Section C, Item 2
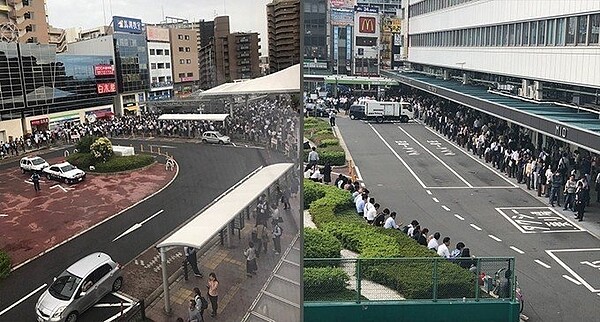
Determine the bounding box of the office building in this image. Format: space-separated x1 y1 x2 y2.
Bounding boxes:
0 0 49 44
353 5 380 76
0 42 117 140
146 26 174 101
169 27 198 97
303 0 328 74
267 0 300 73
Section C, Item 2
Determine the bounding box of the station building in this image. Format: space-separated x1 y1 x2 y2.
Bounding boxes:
389 0 600 154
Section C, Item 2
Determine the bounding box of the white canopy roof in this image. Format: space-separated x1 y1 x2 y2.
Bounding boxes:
157 114 229 122
156 163 294 249
198 64 300 96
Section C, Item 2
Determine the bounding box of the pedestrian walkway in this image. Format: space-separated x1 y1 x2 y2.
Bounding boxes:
144 197 300 322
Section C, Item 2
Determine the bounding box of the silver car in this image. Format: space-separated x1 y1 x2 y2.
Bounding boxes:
201 131 231 145
35 252 123 322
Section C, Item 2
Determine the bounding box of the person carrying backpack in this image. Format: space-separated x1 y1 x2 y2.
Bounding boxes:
193 287 208 320
272 221 283 255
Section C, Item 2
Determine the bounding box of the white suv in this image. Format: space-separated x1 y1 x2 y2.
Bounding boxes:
201 131 231 145
43 162 86 184
20 156 50 173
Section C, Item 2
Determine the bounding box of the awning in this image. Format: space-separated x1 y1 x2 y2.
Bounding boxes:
157 114 229 122
156 163 293 249
95 110 114 118
198 64 300 97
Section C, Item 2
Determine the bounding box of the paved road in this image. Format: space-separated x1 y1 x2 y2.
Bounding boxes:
337 117 600 321
0 139 286 321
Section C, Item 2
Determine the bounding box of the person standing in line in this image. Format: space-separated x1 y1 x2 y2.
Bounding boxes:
188 299 203 322
272 220 283 255
193 287 208 320
563 174 577 211
31 172 41 192
245 241 257 277
329 110 336 127
184 246 203 278
322 162 332 185
206 273 219 318
307 146 319 169
549 170 563 207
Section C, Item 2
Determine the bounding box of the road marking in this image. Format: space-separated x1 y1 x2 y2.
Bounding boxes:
426 190 432 195
113 209 165 242
512 209 519 214
423 126 519 187
454 214 465 221
24 180 33 185
93 303 133 308
398 126 473 188
562 275 582 285
149 144 177 149
546 248 600 293
510 246 525 254
432 197 439 203
442 205 451 212
368 124 427 188
354 165 364 181
0 284 47 316
231 143 237 147
50 184 74 193
424 186 516 189
488 234 502 242
496 207 585 234
470 224 482 231
534 260 551 269
0 214 7 217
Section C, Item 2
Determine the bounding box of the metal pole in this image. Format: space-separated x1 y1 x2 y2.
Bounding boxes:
475 258 481 301
356 258 361 303
433 259 438 302
226 222 232 248
160 247 171 314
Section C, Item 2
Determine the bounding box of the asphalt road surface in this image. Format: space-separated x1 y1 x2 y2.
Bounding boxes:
337 117 600 321
0 139 286 321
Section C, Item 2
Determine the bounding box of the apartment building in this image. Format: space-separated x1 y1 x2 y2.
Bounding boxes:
267 0 300 73
169 27 199 97
146 26 174 101
0 0 49 43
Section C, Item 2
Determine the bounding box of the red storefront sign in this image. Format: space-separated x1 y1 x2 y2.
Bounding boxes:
359 17 376 34
30 118 49 126
97 82 117 94
94 64 115 76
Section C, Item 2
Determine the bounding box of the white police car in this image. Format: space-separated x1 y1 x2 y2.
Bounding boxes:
20 156 50 173
43 162 86 184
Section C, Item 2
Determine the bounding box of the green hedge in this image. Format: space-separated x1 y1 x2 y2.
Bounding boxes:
67 153 155 173
304 267 349 296
305 180 476 300
76 135 98 153
304 117 346 166
304 228 342 261
0 250 10 279
319 138 339 148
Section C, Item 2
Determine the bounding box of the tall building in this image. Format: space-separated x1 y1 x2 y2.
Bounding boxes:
169 27 199 97
48 26 66 52
0 0 49 43
146 26 174 101
267 0 300 73
303 0 328 74
353 5 380 76
330 2 355 75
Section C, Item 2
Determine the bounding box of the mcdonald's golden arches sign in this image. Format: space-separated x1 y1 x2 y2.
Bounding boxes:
358 17 376 34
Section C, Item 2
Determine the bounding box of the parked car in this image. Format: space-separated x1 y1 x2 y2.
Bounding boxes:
201 131 231 145
43 162 86 184
35 252 123 322
20 156 49 173
349 104 365 120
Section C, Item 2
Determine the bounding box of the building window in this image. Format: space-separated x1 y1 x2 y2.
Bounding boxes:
151 63 157 69
538 20 546 45
178 35 183 40
166 76 172 82
152 77 157 83
546 19 555 46
590 14 600 44
530 21 537 45
156 49 164 55
577 15 588 45
165 62 171 69
185 47 190 52
186 59 191 64
522 22 529 46
556 18 566 46
178 47 184 52
165 49 170 55
157 63 165 69
150 49 155 55
184 35 190 40
515 23 522 46
178 73 185 78
187 72 193 77
179 59 185 64
566 16 576 44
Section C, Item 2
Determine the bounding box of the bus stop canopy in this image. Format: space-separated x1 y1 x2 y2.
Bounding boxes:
157 114 229 122
156 162 294 250
198 64 300 97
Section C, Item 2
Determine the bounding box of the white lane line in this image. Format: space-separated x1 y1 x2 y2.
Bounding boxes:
424 126 519 187
442 205 451 212
0 284 47 316
426 190 432 195
432 197 440 203
454 214 465 221
368 124 427 188
470 224 482 231
534 260 551 269
354 165 364 181
510 246 525 254
512 209 519 214
546 249 600 293
93 303 133 308
398 126 473 188
425 186 516 189
488 234 502 242
0 214 7 217
562 275 582 285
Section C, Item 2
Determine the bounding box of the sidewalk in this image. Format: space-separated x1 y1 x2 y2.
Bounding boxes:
144 195 300 322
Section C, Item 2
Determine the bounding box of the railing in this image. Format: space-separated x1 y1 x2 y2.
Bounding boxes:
304 257 516 303
150 81 173 88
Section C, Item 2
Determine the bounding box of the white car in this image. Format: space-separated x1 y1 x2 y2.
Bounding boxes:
43 162 86 184
20 156 50 173
35 252 123 322
201 131 231 145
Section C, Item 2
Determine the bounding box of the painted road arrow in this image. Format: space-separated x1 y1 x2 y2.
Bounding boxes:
50 184 74 192
113 209 164 242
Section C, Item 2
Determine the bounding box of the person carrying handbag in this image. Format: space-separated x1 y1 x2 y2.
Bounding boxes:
272 221 283 255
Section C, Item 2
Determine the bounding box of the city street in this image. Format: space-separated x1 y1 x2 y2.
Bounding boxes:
0 139 282 321
337 116 600 321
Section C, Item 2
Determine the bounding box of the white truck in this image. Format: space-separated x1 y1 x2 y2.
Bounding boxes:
360 99 414 123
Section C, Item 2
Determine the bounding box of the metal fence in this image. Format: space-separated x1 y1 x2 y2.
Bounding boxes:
304 257 516 303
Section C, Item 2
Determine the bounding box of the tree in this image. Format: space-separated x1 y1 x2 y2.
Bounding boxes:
90 137 113 162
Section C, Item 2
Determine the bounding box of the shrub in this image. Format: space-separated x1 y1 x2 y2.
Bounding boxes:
304 180 352 225
319 138 339 148
0 250 10 279
90 137 114 162
67 152 95 170
303 180 327 209
304 228 342 260
304 267 349 296
319 150 346 166
93 154 155 173
76 135 98 153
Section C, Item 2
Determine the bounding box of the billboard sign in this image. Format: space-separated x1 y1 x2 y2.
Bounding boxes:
354 5 379 14
330 0 354 8
331 8 354 26
383 17 401 33
113 16 142 34
94 64 114 76
146 26 170 42
97 82 117 94
358 17 376 34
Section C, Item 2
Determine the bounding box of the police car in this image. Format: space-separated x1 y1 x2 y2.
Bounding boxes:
20 156 50 173
43 162 86 184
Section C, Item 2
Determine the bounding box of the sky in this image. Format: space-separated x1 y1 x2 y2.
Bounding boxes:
46 0 272 55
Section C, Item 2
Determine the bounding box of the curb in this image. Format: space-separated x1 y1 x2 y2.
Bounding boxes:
332 125 362 183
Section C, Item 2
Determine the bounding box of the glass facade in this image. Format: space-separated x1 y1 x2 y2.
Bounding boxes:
0 43 116 120
304 0 327 61
113 33 150 93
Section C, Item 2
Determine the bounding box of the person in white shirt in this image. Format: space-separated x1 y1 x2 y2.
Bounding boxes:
363 197 375 221
406 220 419 237
437 237 451 259
310 167 322 182
427 232 441 251
383 212 401 229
